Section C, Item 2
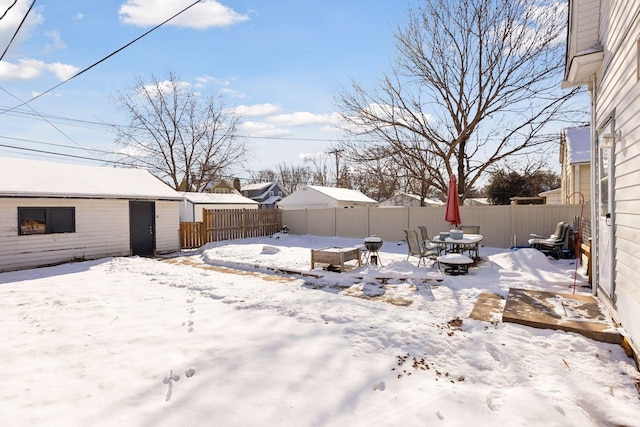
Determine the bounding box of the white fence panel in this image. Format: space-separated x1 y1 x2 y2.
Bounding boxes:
282 204 588 249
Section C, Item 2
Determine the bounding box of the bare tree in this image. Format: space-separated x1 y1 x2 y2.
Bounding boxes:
337 0 581 203
303 153 332 186
250 162 313 194
113 72 247 191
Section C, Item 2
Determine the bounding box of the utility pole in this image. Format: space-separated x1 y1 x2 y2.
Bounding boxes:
327 148 343 187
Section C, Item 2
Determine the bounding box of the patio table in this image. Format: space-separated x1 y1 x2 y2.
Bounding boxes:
431 233 483 257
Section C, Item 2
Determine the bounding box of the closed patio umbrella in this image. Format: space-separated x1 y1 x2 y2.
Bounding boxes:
445 174 461 228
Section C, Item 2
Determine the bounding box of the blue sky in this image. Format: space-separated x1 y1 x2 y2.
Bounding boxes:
0 0 419 179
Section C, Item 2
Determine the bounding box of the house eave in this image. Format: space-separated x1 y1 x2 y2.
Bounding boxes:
562 49 604 88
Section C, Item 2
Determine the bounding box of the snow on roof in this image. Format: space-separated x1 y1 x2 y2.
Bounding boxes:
0 157 182 200
182 192 258 205
261 195 281 205
241 182 273 192
565 126 590 164
306 185 378 203
400 193 444 206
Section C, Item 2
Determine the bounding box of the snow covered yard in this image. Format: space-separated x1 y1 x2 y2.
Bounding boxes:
1 234 639 426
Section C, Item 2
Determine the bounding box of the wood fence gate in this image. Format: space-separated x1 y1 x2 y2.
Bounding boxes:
180 208 282 249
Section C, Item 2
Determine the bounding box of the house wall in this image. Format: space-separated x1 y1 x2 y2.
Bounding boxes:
577 164 592 203
593 0 640 355
570 0 601 55
562 163 591 204
278 189 337 210
0 198 180 272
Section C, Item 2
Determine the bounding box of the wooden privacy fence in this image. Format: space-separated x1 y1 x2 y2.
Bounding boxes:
180 208 282 249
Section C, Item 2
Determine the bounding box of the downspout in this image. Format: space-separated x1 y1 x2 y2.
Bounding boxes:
589 75 598 297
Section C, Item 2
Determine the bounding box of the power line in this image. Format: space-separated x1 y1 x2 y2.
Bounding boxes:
0 0 35 61
0 0 18 21
0 86 83 147
1 0 203 115
0 142 124 165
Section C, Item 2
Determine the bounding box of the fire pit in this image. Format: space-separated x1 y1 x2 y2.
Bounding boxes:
363 236 383 265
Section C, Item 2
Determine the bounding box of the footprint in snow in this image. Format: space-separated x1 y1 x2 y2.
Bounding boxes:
372 381 386 391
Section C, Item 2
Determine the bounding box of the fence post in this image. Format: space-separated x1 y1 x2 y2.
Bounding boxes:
510 203 517 247
242 209 247 238
201 208 207 245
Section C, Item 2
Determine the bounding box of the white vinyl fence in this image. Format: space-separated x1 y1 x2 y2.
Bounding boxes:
282 204 588 249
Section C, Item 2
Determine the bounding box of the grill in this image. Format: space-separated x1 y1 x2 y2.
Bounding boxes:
363 236 383 265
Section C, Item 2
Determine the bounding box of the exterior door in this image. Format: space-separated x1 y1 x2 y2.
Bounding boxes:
596 126 614 299
130 201 155 256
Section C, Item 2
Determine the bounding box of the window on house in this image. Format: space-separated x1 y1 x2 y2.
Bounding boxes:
18 207 75 235
278 191 283 197
269 191 274 197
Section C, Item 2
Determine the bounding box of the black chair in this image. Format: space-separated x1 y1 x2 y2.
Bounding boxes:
528 222 572 259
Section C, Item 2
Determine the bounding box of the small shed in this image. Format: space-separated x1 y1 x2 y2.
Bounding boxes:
0 157 183 272
538 189 563 205
277 185 378 210
180 191 258 222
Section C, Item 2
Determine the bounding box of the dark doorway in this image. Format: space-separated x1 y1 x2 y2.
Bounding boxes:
129 201 155 256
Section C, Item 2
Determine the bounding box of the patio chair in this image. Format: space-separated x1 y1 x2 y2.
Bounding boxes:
528 222 572 259
417 225 442 254
459 225 480 259
404 228 439 267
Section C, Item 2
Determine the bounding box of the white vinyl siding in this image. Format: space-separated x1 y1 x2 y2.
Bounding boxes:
593 0 640 352
1 199 129 271
574 0 601 52
0 198 181 272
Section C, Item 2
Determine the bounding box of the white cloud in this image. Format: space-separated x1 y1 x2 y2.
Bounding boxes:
0 58 79 82
220 88 247 98
43 30 66 52
234 103 281 117
0 58 44 81
74 12 84 20
139 79 191 97
118 0 249 29
45 62 80 81
241 121 290 138
195 75 231 87
0 1 44 53
266 112 341 127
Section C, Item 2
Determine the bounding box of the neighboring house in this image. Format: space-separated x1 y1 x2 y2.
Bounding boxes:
463 198 491 207
180 191 258 222
538 189 563 205
563 0 640 361
378 193 444 207
0 157 183 272
277 185 378 210
241 181 288 209
207 180 237 194
560 125 591 204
